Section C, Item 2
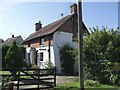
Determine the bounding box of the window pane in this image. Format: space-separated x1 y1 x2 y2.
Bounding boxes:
28 53 30 60
40 52 43 61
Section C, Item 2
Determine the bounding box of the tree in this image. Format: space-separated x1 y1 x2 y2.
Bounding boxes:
83 27 120 85
5 41 25 69
19 45 26 60
1 45 9 68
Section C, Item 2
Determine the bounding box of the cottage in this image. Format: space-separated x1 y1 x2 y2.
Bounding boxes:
3 35 23 46
23 4 88 73
0 39 4 45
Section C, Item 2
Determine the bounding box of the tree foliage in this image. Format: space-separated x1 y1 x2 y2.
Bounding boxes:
1 45 9 68
19 45 26 59
83 28 120 85
60 44 77 74
5 41 25 69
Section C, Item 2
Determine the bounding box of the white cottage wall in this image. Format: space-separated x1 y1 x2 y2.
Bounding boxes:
25 31 78 74
25 46 55 68
36 46 55 68
53 31 76 74
25 47 31 64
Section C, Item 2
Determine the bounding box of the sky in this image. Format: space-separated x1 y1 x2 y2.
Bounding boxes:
0 0 119 40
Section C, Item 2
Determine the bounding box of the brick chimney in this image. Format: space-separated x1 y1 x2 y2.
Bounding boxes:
35 21 42 31
70 3 77 14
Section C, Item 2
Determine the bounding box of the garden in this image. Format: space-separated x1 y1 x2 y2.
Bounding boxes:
0 27 120 89
58 27 120 89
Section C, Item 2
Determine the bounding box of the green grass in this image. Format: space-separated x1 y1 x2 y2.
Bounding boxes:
0 71 31 79
52 79 119 90
0 71 119 90
0 71 11 74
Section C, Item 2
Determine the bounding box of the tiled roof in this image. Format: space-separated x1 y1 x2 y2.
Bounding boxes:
3 36 23 46
24 13 75 42
0 39 4 43
24 12 88 42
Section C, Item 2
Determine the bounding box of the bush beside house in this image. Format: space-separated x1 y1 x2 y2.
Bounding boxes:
83 28 120 85
60 44 77 74
72 27 120 86
1 45 9 68
0 41 26 69
5 41 25 69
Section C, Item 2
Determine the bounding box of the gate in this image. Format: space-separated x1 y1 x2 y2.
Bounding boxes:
1 67 56 90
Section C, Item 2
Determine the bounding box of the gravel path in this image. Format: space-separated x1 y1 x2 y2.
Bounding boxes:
56 75 78 84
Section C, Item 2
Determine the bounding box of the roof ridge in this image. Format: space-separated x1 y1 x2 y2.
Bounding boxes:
24 13 76 42
37 14 70 32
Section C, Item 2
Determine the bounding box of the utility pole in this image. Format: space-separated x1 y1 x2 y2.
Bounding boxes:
77 0 84 90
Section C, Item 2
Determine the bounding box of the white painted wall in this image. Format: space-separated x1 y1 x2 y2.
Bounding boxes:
25 31 78 74
36 46 55 68
25 47 31 64
53 31 77 73
25 46 55 68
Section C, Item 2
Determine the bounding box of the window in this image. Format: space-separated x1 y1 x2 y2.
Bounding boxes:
39 38 41 45
41 38 44 45
39 38 44 46
39 52 43 61
28 43 30 47
28 53 30 60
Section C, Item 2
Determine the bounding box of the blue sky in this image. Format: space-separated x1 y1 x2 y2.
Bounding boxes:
0 1 119 40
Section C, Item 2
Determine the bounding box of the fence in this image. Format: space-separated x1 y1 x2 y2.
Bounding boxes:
1 67 56 90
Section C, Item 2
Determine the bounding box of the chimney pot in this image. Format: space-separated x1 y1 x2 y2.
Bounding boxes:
12 35 14 38
70 3 77 14
35 21 42 31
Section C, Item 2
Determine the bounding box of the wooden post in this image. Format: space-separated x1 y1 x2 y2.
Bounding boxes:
17 70 20 90
54 67 56 86
38 69 40 89
77 0 84 90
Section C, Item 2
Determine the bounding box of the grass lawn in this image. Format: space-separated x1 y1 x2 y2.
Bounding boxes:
52 79 119 90
0 71 11 74
0 70 31 79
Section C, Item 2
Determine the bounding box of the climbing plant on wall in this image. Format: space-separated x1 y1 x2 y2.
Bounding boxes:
60 44 77 74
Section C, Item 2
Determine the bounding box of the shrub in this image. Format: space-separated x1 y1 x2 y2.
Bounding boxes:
1 42 26 69
31 64 40 75
31 64 40 69
83 28 120 85
5 41 25 69
85 80 100 87
44 61 55 74
60 44 76 74
1 45 9 69
44 61 54 69
19 46 26 59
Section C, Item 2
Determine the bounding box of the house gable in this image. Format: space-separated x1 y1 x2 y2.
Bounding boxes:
23 3 89 74
54 13 87 37
3 36 23 46
23 12 87 48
